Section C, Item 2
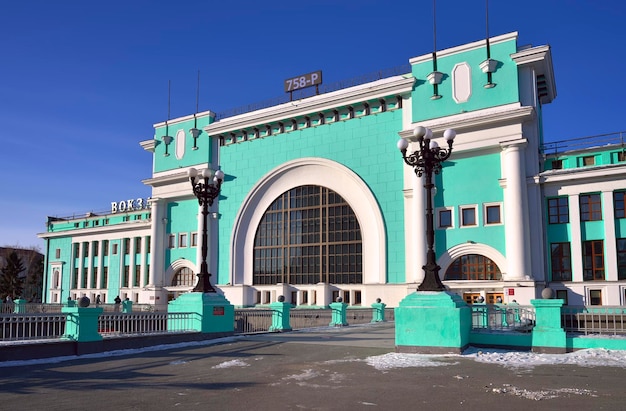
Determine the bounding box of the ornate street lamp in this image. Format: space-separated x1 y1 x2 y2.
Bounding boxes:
188 167 225 293
397 126 456 291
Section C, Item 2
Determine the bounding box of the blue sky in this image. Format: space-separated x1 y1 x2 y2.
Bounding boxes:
1 0 625 250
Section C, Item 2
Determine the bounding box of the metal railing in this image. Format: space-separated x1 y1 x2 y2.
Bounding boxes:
98 312 196 337
288 309 334 329
541 131 626 156
346 308 375 325
471 304 535 332
562 306 626 336
0 306 393 343
214 64 412 120
0 314 67 341
234 309 273 334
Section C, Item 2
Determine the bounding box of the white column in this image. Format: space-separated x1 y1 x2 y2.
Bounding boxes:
148 198 163 287
140 236 148 287
97 240 104 288
413 172 427 284
195 203 203 274
501 142 531 280
569 194 583 282
603 190 618 281
130 236 137 288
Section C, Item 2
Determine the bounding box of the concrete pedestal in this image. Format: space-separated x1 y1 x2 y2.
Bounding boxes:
168 292 234 334
61 306 104 342
395 291 471 354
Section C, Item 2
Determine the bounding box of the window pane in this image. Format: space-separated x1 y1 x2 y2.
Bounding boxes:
253 185 362 285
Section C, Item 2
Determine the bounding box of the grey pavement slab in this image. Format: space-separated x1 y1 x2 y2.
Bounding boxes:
0 323 625 410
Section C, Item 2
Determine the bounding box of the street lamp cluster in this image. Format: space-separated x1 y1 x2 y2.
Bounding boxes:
397 126 456 292
188 167 225 293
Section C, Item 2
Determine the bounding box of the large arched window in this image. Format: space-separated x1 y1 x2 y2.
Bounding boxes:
171 267 196 287
444 254 502 280
253 185 362 285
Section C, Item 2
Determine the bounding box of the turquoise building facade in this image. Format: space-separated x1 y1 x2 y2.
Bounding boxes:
41 31 608 309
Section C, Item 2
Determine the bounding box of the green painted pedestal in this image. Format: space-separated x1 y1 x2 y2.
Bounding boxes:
329 302 348 326
531 299 566 353
61 306 104 342
371 302 386 322
395 291 471 353
269 301 292 332
168 292 234 334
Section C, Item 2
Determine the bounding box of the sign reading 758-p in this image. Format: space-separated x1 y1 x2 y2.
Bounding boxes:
284 70 322 92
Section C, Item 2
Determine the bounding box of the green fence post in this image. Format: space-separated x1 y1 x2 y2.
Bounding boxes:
531 298 566 353
371 299 386 322
62 304 104 342
122 299 133 313
269 296 292 332
329 298 348 327
13 298 26 314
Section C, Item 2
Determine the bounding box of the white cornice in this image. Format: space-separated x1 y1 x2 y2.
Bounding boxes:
140 139 156 152
409 32 518 65
38 220 151 240
142 171 190 188
511 44 556 103
398 103 534 138
536 163 626 185
204 76 415 135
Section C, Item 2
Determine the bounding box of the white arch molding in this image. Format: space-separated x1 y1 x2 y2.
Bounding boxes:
438 242 507 280
163 258 197 290
230 157 387 286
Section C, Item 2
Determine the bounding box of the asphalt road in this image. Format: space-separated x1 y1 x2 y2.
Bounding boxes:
1 323 625 411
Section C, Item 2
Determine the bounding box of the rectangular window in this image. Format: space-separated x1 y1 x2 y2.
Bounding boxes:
589 289 602 306
83 242 89 257
82 267 88 288
485 204 501 225
548 197 569 224
72 267 79 289
168 234 176 249
617 239 626 280
438 209 452 228
583 240 605 281
582 155 595 166
124 238 131 255
552 159 563 170
73 243 80 257
103 240 109 256
102 267 108 289
619 151 626 162
123 266 130 288
551 242 572 281
55 248 61 259
112 243 118 255
91 267 98 288
460 206 476 226
614 191 626 219
134 266 140 287
191 233 198 247
580 194 602 221
93 242 99 257
179 233 188 248
135 237 142 253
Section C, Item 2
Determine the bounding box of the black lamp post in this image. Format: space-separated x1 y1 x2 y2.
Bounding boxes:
397 126 456 291
188 167 225 293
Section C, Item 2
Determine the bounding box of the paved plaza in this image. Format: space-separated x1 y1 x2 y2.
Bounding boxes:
1 323 625 410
